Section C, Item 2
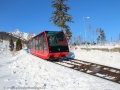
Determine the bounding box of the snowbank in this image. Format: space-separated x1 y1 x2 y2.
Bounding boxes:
0 49 120 90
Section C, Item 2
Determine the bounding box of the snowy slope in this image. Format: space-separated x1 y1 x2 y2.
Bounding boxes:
69 46 120 69
0 49 18 90
0 49 120 90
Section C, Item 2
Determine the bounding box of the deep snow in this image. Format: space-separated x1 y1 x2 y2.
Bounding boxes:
0 46 120 90
69 46 120 69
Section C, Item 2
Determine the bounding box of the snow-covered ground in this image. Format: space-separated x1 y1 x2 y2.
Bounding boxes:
69 46 120 69
0 45 120 90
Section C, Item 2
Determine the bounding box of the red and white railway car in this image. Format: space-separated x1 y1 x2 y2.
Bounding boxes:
28 30 69 60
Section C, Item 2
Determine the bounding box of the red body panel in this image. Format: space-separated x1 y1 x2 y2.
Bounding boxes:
30 49 69 59
29 30 69 60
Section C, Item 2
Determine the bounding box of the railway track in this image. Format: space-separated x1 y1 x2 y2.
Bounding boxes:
52 58 120 84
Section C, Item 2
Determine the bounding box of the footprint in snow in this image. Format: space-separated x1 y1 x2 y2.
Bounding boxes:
4 79 10 82
42 84 47 89
13 71 16 74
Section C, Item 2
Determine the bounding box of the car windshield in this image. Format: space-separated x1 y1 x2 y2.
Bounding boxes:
46 31 67 46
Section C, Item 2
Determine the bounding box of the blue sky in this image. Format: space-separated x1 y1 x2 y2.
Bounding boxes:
0 0 120 42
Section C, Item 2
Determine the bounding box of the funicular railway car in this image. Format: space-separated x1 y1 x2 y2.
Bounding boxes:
29 30 69 60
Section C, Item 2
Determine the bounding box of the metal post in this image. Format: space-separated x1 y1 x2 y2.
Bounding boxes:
83 16 90 45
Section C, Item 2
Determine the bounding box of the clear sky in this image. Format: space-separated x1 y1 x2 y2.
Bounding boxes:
0 0 120 42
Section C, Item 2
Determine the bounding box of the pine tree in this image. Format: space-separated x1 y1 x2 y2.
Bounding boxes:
65 28 72 40
118 33 120 42
96 28 106 43
100 29 106 42
9 39 14 51
50 0 73 41
16 38 22 51
97 36 100 43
